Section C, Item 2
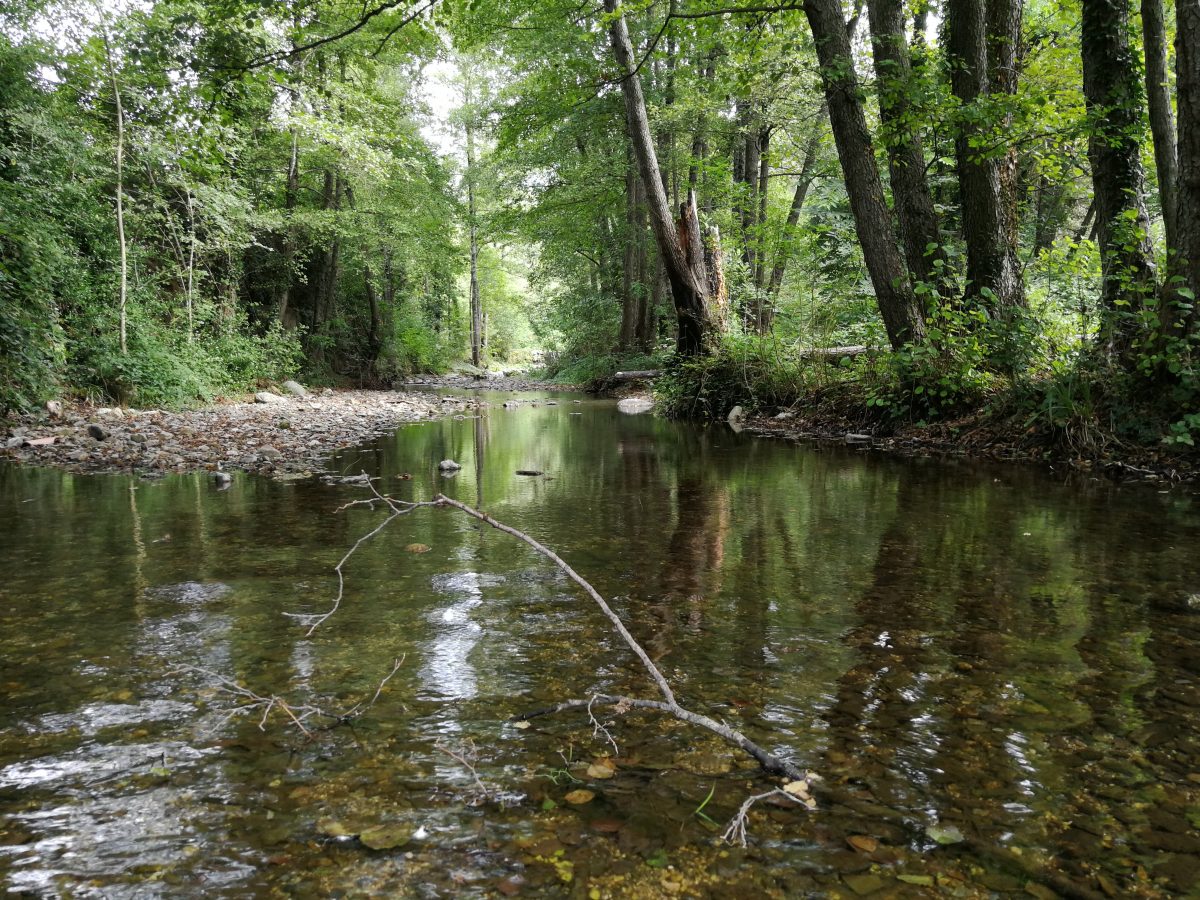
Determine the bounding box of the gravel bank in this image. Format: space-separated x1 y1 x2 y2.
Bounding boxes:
1 390 469 478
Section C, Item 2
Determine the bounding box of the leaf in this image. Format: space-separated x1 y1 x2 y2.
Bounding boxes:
896 874 934 886
564 789 594 805
586 758 617 779
541 797 557 810
404 543 431 553
847 835 879 853
925 823 965 845
513 720 531 730
782 780 810 798
645 848 669 868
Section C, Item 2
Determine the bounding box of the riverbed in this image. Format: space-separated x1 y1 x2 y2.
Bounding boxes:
2 390 1199 897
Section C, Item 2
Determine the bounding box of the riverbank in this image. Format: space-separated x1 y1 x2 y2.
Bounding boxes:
0 389 472 478
740 400 1199 485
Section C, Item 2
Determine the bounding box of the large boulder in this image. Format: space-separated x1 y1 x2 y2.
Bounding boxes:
282 380 308 397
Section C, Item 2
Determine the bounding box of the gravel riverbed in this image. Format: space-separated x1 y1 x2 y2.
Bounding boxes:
1 389 471 478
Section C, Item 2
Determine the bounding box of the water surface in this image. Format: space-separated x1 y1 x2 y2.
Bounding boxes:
2 392 1199 897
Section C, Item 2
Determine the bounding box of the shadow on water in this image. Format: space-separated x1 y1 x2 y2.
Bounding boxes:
1 391 1200 896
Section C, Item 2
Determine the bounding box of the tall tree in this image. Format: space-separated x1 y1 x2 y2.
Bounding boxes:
946 0 1024 315
1081 0 1158 354
804 0 926 348
604 0 725 355
1142 0 1178 253
1172 0 1200 338
866 0 952 300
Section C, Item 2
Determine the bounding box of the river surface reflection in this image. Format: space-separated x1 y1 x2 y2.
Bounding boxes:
1 391 1199 897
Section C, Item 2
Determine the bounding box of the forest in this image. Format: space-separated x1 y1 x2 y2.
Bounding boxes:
1 0 1197 456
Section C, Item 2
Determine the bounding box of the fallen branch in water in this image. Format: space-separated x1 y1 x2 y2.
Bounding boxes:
300 479 817 809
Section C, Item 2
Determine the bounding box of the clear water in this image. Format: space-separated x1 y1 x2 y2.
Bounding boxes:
1 392 1199 897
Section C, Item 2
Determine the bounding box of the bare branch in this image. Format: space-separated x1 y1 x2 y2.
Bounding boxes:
721 789 802 846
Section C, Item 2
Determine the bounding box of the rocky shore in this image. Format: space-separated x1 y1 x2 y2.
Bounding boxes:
1 388 470 478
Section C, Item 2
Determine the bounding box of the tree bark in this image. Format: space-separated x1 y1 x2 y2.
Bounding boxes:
946 0 1024 315
1170 0 1200 337
1081 0 1159 354
804 0 926 348
1143 0 1178 253
867 0 953 302
604 0 722 355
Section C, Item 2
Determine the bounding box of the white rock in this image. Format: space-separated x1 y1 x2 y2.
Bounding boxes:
255 392 284 404
617 397 653 415
438 459 462 472
727 405 745 424
282 380 308 397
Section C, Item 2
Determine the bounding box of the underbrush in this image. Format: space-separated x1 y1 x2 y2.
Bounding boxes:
651 332 1200 469
69 318 304 409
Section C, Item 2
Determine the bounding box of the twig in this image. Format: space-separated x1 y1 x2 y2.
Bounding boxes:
587 693 620 756
721 789 802 847
181 657 406 738
434 739 492 805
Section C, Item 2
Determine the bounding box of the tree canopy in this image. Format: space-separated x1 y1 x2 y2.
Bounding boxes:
1 0 1197 447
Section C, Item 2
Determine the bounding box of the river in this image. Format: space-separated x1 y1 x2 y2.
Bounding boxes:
1 390 1199 897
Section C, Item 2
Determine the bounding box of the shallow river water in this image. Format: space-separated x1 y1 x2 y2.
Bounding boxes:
2 391 1200 898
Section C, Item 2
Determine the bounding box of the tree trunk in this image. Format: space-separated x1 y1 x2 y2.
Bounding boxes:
604 0 722 355
101 31 128 356
280 125 301 330
766 106 824 304
1169 0 1200 337
1143 0 1178 253
946 0 1024 315
466 104 483 368
867 0 953 302
803 0 926 348
1081 0 1159 354
754 128 770 295
620 146 643 351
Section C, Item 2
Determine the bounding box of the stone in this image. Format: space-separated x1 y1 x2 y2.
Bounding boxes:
4 436 23 450
212 472 232 487
438 459 462 472
254 392 283 404
282 380 308 397
87 424 108 441
260 446 282 459
616 397 653 415
727 405 745 424
845 433 872 444
96 407 125 418
44 400 62 417
774 411 795 420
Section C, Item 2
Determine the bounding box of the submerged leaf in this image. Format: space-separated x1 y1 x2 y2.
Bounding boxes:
925 823 965 845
